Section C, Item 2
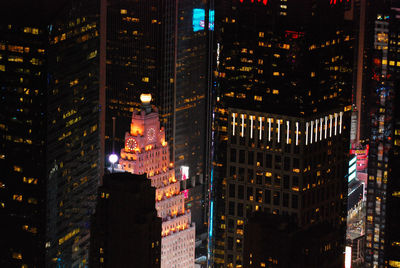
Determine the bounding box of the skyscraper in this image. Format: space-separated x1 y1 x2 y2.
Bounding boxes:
118 94 195 268
0 4 48 266
362 0 400 266
209 0 354 266
90 172 161 268
105 0 176 158
0 0 103 266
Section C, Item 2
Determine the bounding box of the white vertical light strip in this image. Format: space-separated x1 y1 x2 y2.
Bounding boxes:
259 117 263 140
286 121 290 144
319 118 323 141
324 116 328 139
277 120 281 143
329 114 333 137
310 121 313 144
232 113 236 136
339 112 343 134
241 114 245 137
315 119 318 143
250 116 254 139
295 122 299 145
305 122 309 145
334 113 338 136
268 118 271 141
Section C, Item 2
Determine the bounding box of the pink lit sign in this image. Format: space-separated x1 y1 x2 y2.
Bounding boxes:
183 189 189 199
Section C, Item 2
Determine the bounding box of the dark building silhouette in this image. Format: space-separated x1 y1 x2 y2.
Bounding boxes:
243 212 344 268
209 0 354 266
90 172 161 268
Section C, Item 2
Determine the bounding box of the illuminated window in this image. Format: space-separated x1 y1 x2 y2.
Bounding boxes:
142 77 149 82
12 252 22 260
13 166 22 172
0 65 4 72
13 195 23 202
120 9 127 14
259 32 264 38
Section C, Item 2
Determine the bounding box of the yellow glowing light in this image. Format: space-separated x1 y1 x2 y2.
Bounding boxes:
140 93 152 104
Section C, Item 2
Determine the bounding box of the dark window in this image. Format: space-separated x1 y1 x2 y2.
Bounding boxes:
257 152 263 167
265 190 271 204
239 168 245 181
266 154 272 168
239 150 245 163
283 175 290 189
230 166 236 177
274 175 281 188
230 149 236 162
275 155 281 170
284 157 291 171
229 184 235 198
265 174 272 185
238 185 244 199
293 158 300 169
292 176 299 187
248 151 254 165
228 237 233 250
273 191 280 206
237 203 243 217
245 204 252 217
256 173 263 184
283 193 289 207
292 195 298 209
247 169 253 183
229 201 235 215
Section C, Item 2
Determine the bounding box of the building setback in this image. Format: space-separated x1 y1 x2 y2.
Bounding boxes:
118 94 195 268
90 172 161 267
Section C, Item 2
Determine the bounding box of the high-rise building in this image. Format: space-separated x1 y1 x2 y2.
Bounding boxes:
0 4 48 266
105 0 176 158
209 0 354 266
90 172 161 268
175 0 210 236
0 1 103 267
118 94 195 268
362 0 400 266
45 1 102 266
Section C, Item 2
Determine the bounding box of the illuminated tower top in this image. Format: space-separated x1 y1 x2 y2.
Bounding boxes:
119 94 195 268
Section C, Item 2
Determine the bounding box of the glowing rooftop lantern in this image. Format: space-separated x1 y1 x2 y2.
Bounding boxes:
140 93 152 105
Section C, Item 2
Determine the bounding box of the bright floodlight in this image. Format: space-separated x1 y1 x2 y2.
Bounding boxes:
109 154 118 164
140 93 152 104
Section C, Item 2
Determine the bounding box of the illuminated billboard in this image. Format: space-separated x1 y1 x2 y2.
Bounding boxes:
192 9 214 32
180 165 189 181
348 156 357 182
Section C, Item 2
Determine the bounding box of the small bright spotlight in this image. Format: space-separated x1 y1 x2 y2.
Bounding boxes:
109 154 118 164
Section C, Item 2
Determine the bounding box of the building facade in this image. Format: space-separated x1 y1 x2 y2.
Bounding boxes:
363 0 400 267
0 9 48 267
119 94 195 268
209 0 354 266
